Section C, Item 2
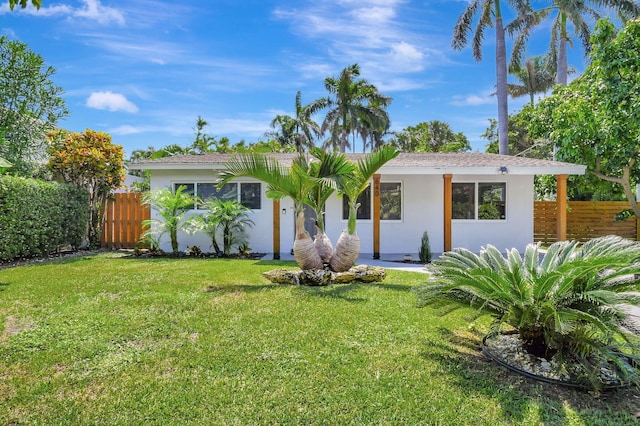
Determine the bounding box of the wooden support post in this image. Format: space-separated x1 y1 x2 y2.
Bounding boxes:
443 174 452 252
373 174 381 259
273 199 280 260
556 174 568 242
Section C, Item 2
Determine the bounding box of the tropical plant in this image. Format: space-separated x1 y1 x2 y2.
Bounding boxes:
320 64 392 153
506 56 556 105
507 0 639 85
418 231 432 264
190 198 254 256
418 235 640 390
141 185 196 256
330 145 399 272
452 0 530 155
270 91 321 154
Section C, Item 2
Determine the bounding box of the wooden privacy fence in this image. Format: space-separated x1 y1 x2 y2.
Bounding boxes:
534 201 640 245
101 193 150 249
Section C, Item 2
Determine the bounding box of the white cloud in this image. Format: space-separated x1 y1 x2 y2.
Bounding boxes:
110 125 142 135
2 0 124 26
86 91 139 113
450 93 494 106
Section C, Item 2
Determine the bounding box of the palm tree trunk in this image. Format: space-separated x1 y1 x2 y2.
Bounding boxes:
495 3 510 155
557 14 568 86
329 230 360 272
293 209 324 270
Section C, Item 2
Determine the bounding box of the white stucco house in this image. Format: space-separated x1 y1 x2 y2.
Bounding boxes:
128 152 586 259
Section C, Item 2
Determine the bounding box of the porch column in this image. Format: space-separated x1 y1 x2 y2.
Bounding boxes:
443 174 452 252
556 174 568 242
373 174 381 259
273 199 280 260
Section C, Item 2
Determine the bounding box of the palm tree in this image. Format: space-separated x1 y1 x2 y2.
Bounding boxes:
418 235 640 390
219 153 326 270
453 0 530 155
329 145 399 272
507 56 556 105
321 64 392 153
508 0 639 86
270 91 321 154
141 185 197 255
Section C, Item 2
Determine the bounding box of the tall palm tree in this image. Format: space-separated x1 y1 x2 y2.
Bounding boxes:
453 0 530 155
508 0 639 86
507 56 556 105
270 91 321 154
321 64 392 153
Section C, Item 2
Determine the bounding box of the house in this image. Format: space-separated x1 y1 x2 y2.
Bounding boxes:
128 152 586 258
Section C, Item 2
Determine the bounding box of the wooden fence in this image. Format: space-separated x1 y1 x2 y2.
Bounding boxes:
534 201 639 244
101 193 150 249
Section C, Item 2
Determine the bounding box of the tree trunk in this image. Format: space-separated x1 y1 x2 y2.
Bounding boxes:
313 224 334 264
495 8 509 155
557 15 568 86
293 209 323 270
329 230 360 272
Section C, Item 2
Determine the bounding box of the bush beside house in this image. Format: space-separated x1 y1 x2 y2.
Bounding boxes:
0 175 89 260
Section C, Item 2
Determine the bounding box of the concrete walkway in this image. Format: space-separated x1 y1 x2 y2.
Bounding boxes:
264 252 430 273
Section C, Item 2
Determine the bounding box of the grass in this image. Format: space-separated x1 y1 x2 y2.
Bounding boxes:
1 252 639 425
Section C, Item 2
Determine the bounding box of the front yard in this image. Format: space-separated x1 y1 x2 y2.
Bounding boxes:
0 253 637 424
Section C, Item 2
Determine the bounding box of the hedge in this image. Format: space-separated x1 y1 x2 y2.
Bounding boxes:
0 176 89 261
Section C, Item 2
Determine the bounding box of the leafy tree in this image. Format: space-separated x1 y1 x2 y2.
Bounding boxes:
8 0 41 10
390 121 470 153
320 64 392 153
507 0 639 85
270 91 321 153
48 129 125 248
530 19 640 216
141 185 196 256
0 36 67 176
418 236 640 390
191 115 217 154
453 0 529 155
483 105 552 158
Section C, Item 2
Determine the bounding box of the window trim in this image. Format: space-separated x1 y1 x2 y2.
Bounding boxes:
451 181 507 221
340 180 404 222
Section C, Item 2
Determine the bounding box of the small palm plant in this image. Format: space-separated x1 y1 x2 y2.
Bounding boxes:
418 235 640 389
141 185 196 256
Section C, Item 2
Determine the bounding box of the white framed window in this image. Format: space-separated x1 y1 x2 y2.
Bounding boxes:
341 181 403 221
173 182 262 210
380 182 402 221
452 182 506 220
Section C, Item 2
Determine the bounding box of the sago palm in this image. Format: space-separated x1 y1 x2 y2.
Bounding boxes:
418 235 640 389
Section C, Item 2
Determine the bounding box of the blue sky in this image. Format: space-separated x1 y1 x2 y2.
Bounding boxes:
1 0 599 157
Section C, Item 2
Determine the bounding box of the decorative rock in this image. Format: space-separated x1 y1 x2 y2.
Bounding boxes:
262 265 386 286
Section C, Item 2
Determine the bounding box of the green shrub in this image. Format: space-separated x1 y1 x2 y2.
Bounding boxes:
0 176 89 260
418 235 640 390
418 230 432 263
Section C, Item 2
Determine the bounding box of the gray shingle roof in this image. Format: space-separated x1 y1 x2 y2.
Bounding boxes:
127 152 586 175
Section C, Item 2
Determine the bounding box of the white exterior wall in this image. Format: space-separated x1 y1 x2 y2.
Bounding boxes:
149 171 535 255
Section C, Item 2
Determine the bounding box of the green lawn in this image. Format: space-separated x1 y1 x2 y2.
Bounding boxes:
0 252 637 425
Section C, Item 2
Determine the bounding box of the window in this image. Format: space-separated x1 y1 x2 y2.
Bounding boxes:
173 182 261 210
452 183 475 219
342 185 371 220
452 182 506 220
380 182 402 220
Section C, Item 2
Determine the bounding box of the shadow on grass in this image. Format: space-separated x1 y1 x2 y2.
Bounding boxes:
296 283 368 303
204 283 279 295
420 326 639 425
0 282 8 291
0 251 101 271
